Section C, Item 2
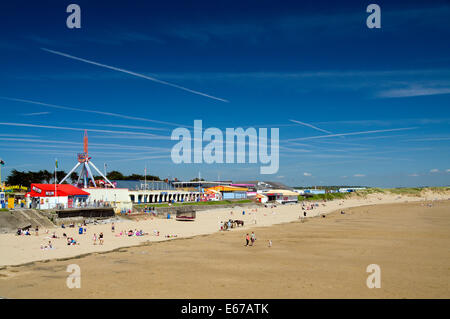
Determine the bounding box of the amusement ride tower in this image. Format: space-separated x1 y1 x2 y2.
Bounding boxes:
59 130 115 188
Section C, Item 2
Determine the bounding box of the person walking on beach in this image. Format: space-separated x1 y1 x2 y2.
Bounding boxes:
268 240 272 248
93 233 97 245
245 233 250 247
99 232 104 245
111 223 115 233
35 226 39 236
250 232 256 246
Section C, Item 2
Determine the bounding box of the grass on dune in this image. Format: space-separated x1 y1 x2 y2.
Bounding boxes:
300 186 449 200
298 192 351 201
356 186 449 197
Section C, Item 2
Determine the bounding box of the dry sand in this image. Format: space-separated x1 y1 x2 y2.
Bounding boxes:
0 192 449 298
0 191 446 267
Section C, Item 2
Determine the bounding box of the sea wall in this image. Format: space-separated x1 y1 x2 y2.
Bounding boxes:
136 202 261 218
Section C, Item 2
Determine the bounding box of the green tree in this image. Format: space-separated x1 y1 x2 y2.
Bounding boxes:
56 171 68 183
6 170 27 186
70 172 79 183
128 174 144 180
40 170 52 183
106 170 125 180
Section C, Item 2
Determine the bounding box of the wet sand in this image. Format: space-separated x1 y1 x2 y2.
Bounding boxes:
0 200 449 298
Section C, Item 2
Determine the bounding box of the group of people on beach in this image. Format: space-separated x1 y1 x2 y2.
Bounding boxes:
16 228 31 236
92 232 104 245
302 202 319 211
245 232 257 246
114 229 148 237
41 240 53 250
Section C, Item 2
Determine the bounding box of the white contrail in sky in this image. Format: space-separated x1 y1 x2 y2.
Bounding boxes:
0 122 171 140
289 119 333 134
0 96 192 128
81 123 169 131
41 48 229 103
286 127 417 141
22 111 51 116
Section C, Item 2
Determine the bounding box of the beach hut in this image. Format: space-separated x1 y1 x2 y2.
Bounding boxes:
176 209 196 221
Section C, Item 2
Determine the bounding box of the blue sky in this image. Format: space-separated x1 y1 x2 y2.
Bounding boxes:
0 0 449 187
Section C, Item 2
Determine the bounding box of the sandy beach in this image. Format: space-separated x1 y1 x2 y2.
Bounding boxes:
0 191 447 267
0 190 449 298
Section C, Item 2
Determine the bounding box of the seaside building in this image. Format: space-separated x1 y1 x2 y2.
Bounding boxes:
26 183 90 209
230 183 257 197
104 180 201 204
0 185 28 208
81 187 132 211
0 192 5 209
339 187 367 193
172 180 232 192
235 180 294 192
205 185 248 200
255 193 268 203
261 189 299 204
